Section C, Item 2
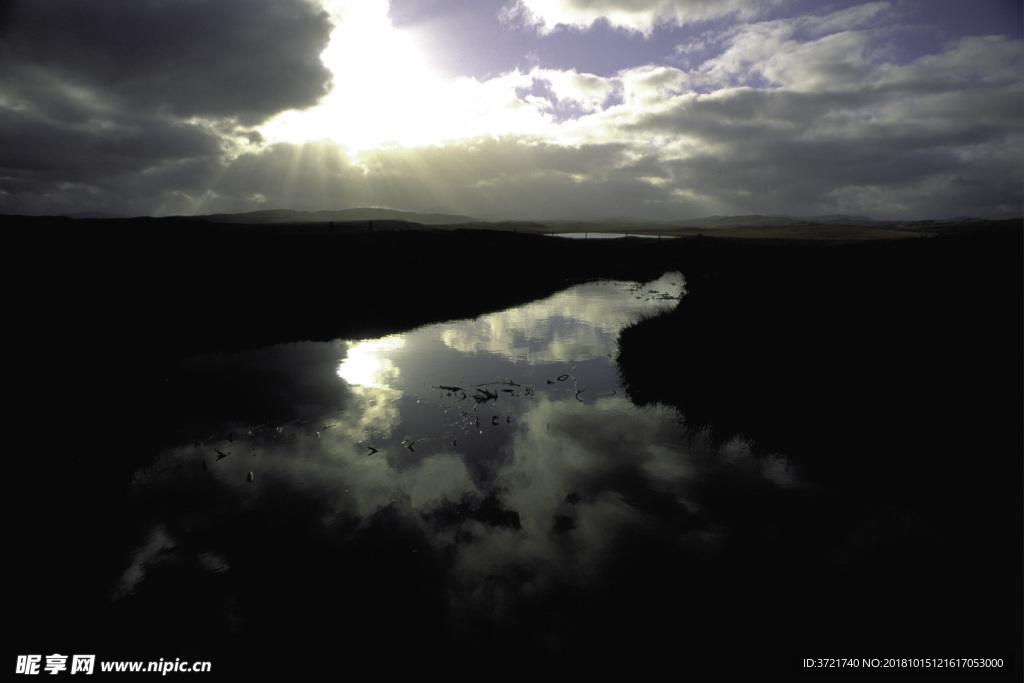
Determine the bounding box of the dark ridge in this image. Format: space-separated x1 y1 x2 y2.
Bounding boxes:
189 207 481 225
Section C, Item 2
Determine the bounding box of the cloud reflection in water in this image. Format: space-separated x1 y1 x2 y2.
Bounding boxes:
116 271 800 661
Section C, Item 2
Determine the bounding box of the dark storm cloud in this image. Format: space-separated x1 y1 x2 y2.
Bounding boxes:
0 100 228 216
0 0 333 124
0 107 221 180
0 0 332 215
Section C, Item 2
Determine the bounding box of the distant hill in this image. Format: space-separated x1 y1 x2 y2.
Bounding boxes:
669 214 885 229
62 211 130 219
192 208 480 225
801 214 881 225
81 209 874 231
673 215 805 228
27 208 1016 240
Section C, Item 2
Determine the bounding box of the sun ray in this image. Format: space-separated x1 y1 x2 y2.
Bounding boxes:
261 1 450 151
259 1 557 153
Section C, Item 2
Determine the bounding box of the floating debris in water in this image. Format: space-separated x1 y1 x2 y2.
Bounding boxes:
247 471 254 483
474 388 498 403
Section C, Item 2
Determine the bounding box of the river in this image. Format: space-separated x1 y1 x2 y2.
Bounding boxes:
109 271 805 673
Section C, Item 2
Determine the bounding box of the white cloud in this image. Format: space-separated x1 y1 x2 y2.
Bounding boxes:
800 1 893 37
502 0 785 34
530 68 622 113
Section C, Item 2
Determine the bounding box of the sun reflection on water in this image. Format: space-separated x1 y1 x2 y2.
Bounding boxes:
336 334 405 388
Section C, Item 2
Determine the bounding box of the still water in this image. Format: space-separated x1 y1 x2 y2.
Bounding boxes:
548 232 679 239
116 272 800 669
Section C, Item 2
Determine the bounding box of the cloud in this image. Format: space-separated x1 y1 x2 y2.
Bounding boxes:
553 10 1022 217
1 1 1019 220
0 106 222 183
524 68 622 116
0 0 333 215
502 0 785 34
186 135 694 220
1 0 333 124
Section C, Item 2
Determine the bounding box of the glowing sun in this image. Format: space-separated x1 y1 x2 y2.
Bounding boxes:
261 1 463 151
260 1 551 152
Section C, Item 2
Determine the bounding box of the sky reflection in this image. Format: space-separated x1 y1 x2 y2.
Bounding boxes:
335 334 405 388
117 271 801 656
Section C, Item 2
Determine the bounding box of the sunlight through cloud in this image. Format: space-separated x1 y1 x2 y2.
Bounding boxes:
262 0 556 151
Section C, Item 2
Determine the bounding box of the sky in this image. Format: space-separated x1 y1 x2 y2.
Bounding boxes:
1 0 1021 220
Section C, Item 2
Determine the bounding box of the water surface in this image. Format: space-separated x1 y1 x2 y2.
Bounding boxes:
116 272 800 669
548 232 679 239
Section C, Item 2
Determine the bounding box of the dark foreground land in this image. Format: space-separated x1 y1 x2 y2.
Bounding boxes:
617 224 1022 666
8 215 1022 676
